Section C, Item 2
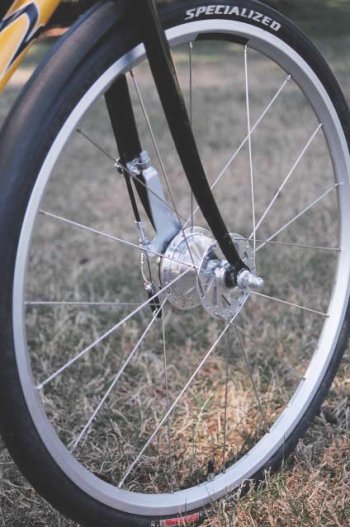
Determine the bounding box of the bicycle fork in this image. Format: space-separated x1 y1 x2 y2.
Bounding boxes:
105 0 263 290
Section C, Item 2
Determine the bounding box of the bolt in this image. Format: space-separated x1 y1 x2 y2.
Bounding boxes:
237 270 264 292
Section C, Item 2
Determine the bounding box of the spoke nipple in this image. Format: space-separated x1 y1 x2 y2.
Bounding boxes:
237 270 264 292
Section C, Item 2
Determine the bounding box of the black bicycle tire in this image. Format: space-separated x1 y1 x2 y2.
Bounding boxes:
0 1 349 526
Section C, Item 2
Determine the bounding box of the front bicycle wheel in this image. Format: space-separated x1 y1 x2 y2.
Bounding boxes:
0 1 349 526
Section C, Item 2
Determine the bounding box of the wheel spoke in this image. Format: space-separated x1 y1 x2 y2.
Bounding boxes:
184 75 291 227
70 299 166 452
130 70 180 219
76 128 115 162
161 304 174 489
77 127 186 222
251 123 323 239
235 322 302 380
189 41 194 229
244 46 257 262
118 161 187 223
235 328 267 428
36 268 191 390
221 332 230 470
234 323 304 398
118 297 249 488
255 184 338 253
254 239 340 252
26 301 142 307
130 70 203 286
189 42 193 125
252 291 328 317
39 210 195 269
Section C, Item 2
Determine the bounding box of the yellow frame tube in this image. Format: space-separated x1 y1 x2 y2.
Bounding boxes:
0 0 61 92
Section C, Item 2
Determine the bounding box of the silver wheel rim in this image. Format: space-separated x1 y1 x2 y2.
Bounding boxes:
12 19 350 516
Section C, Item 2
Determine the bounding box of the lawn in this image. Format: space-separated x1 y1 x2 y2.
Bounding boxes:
0 3 349 527
269 0 350 35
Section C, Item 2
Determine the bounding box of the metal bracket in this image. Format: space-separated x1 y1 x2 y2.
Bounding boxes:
127 151 181 254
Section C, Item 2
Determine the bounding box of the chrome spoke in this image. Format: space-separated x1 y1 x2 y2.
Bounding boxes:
70 299 166 453
252 291 328 317
162 304 174 489
234 324 304 394
184 75 291 227
244 46 257 261
221 332 230 470
255 185 338 253
118 297 249 488
26 301 142 307
234 322 302 379
254 239 340 252
76 128 115 162
130 71 180 220
118 161 187 223
36 268 190 390
39 210 195 270
189 41 194 229
235 328 267 428
251 123 323 239
213 75 290 194
77 126 185 222
130 71 202 286
189 42 193 125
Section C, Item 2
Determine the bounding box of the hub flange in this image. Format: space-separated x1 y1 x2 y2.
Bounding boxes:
160 227 213 310
160 228 262 320
198 234 255 320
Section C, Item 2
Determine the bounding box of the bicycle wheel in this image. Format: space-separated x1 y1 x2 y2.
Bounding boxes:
0 1 349 526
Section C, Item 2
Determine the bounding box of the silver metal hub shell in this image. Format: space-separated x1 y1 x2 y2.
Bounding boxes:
160 229 256 320
160 227 213 310
198 234 255 320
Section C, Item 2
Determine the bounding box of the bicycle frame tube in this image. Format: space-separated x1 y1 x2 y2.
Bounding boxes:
0 0 61 92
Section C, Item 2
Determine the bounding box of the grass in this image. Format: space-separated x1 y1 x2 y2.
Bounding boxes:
265 0 350 37
1 7 350 527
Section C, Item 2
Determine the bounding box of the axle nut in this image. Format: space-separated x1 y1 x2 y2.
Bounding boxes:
237 270 264 291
